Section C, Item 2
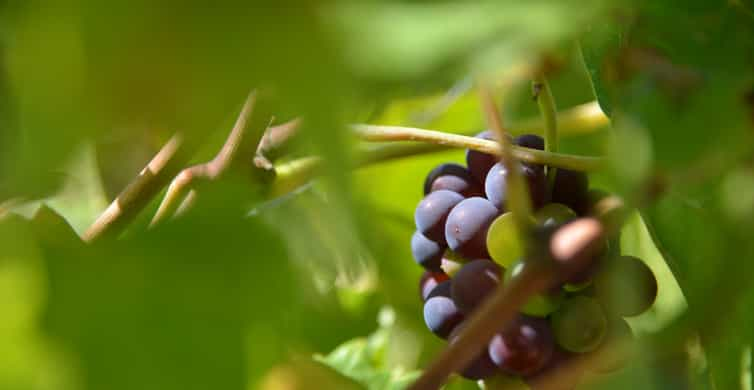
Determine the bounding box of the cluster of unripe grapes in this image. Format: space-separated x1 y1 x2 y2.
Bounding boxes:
412 132 658 386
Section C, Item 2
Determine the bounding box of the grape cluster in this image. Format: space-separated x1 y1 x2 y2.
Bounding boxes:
412 133 658 386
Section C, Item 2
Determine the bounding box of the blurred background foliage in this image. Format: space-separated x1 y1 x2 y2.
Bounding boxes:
0 0 753 389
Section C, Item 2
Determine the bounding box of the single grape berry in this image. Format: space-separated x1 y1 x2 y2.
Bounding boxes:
415 190 464 244
466 131 498 182
410 231 445 271
486 212 525 268
488 316 555 376
423 163 483 197
448 324 498 380
451 260 502 313
551 169 589 213
485 163 547 211
423 280 464 339
514 134 545 151
594 255 657 317
504 261 563 317
535 203 578 228
419 270 449 301
551 296 607 353
444 197 499 259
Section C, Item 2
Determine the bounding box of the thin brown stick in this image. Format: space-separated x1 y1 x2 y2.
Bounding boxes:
150 90 267 226
83 134 188 242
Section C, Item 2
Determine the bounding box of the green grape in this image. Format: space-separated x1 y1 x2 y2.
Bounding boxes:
594 255 657 317
534 203 577 228
505 261 563 317
479 374 529 389
563 279 591 292
551 296 607 353
486 213 524 268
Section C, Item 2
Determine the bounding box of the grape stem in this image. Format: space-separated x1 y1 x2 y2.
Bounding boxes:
353 124 604 171
533 73 559 186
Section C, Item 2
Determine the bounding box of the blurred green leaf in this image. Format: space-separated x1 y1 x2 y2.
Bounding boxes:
315 308 421 390
330 1 608 81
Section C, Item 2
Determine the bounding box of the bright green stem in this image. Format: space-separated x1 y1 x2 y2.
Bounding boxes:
353 124 603 171
273 126 605 200
533 73 559 186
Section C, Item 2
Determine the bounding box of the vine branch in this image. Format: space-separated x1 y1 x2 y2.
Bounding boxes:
83 133 189 242
150 90 268 226
85 99 606 241
353 124 604 171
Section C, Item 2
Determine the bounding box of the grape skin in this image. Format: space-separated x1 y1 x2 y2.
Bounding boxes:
411 230 445 271
419 270 449 301
535 203 578 228
551 169 589 213
551 296 607 353
594 255 657 317
444 197 500 259
514 134 545 151
415 190 464 244
450 259 502 314
423 280 464 338
465 131 498 183
488 316 555 376
486 212 525 268
484 163 547 211
504 260 563 317
423 163 483 197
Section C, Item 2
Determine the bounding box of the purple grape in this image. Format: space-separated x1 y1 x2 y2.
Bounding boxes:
415 190 464 244
514 134 545 151
444 197 499 259
448 324 498 380
466 131 498 182
423 163 483 197
551 169 589 213
488 316 555 376
484 163 547 211
411 231 445 271
419 270 449 301
423 280 464 338
450 259 502 314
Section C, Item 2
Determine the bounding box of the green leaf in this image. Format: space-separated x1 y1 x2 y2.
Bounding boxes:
330 1 608 81
316 308 421 390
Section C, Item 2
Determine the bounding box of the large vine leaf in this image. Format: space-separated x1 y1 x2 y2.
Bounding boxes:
582 0 754 387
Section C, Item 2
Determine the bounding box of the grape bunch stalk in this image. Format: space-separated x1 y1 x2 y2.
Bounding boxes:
412 133 658 388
